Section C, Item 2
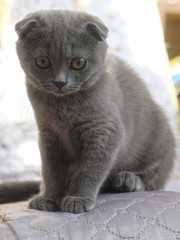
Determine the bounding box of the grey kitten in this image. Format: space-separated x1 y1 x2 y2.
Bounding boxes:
0 9 176 213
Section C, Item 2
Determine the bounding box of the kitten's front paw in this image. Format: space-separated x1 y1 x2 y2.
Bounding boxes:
61 196 95 214
28 195 59 212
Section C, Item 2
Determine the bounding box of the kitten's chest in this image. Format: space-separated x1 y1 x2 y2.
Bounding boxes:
46 101 81 157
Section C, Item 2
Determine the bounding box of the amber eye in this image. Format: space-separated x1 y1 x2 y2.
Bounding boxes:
71 58 86 70
35 56 51 69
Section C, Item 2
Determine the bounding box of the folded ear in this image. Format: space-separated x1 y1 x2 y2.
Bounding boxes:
15 17 39 38
86 21 108 41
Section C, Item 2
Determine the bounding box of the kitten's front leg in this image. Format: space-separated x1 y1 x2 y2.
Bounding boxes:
29 129 69 212
61 125 119 213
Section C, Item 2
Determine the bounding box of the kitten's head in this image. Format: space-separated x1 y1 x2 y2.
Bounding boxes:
15 9 108 96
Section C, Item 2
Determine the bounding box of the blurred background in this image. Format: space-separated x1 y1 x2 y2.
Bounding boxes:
0 0 180 191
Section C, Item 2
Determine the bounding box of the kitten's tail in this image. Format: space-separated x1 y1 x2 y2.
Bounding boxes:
0 181 40 204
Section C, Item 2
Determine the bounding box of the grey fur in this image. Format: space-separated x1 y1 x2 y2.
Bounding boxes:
0 9 175 213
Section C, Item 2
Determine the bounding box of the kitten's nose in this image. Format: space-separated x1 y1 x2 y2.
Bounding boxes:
53 74 67 89
53 80 67 89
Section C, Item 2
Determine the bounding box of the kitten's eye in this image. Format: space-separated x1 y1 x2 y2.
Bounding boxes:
35 56 51 69
71 58 86 70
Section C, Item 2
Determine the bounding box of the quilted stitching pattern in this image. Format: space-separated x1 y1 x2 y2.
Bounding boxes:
0 191 180 240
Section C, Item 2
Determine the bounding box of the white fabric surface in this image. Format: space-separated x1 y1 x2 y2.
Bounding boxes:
0 191 180 240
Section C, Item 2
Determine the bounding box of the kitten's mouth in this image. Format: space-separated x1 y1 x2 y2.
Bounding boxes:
39 83 80 97
51 88 78 97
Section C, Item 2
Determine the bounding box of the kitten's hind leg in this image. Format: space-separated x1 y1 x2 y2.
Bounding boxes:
111 171 145 193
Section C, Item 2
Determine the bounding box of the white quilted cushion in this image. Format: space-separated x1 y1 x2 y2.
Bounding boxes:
0 191 180 240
